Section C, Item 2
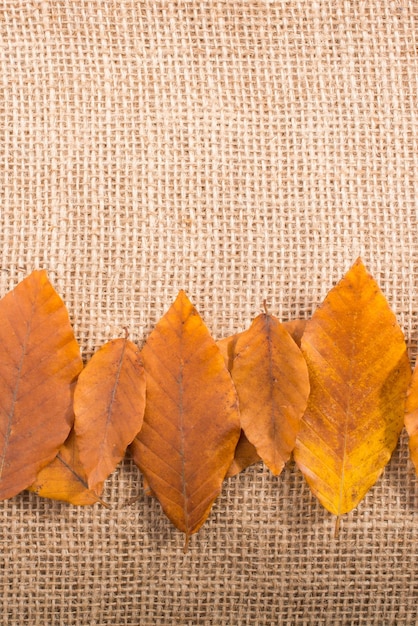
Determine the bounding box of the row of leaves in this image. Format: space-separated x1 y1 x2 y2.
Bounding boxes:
1 259 418 547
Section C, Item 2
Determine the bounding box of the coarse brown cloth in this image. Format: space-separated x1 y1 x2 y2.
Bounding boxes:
0 2 417 624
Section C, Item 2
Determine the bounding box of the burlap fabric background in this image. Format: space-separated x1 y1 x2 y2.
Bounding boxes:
0 1 417 624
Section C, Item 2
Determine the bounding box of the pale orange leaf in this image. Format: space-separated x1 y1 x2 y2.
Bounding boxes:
0 270 82 500
224 314 309 475
217 320 308 478
74 336 146 493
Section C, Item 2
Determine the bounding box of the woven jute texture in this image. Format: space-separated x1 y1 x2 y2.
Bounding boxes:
1 1 418 624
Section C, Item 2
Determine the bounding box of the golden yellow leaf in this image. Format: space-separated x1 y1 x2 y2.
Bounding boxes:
130 290 240 540
29 430 107 507
0 270 82 500
74 336 146 493
294 258 411 517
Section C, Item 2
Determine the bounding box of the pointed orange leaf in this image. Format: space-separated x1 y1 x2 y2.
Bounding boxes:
218 318 309 477
404 363 418 473
28 430 107 506
130 290 240 539
294 258 411 516
0 270 82 500
74 336 146 493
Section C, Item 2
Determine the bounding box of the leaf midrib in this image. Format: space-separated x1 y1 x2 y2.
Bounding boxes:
265 315 281 472
177 304 191 539
337 308 358 518
95 339 128 476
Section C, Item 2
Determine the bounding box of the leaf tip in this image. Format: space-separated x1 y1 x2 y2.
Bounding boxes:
351 256 369 274
32 269 53 290
174 289 194 309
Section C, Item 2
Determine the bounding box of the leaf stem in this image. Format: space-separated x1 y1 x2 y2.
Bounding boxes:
334 515 340 538
183 532 190 553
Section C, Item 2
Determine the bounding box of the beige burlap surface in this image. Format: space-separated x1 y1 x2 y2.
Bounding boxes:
1 1 418 624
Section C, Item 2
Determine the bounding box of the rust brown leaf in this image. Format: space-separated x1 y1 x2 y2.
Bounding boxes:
130 290 240 540
217 319 306 478
0 270 82 500
222 314 309 475
294 258 411 517
29 430 107 507
74 336 146 494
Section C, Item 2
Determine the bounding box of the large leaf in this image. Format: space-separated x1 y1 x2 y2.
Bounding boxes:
28 430 108 507
74 336 146 494
0 270 82 500
294 258 411 517
130 290 240 541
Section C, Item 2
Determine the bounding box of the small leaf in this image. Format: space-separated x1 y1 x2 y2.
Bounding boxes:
294 258 411 516
0 270 82 500
130 290 240 539
74 336 146 493
218 318 308 477
221 314 310 475
28 431 107 507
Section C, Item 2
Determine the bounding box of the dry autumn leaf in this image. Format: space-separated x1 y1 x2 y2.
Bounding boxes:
218 332 260 477
74 336 146 494
130 290 240 543
218 318 308 477
404 363 418 474
219 313 309 475
0 270 82 500
29 430 108 507
294 258 411 521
